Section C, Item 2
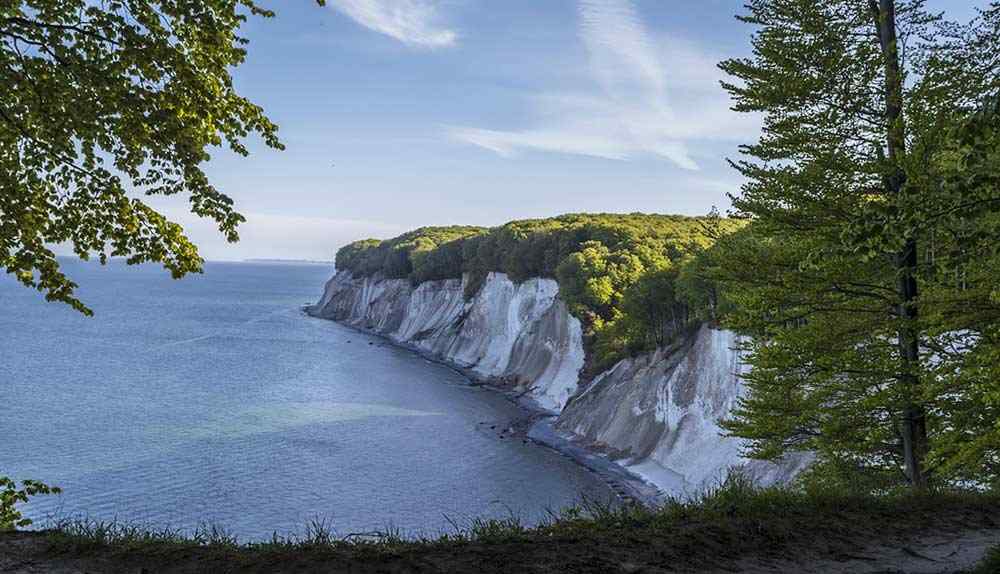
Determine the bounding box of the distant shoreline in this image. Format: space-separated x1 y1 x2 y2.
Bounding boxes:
51 255 334 266
244 258 333 265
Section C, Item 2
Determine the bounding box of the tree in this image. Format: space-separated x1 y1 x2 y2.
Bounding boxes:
718 0 1000 488
619 267 682 348
1 0 326 529
920 95 1000 485
1 0 324 315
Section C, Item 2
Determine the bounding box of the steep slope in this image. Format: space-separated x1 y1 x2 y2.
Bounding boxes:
309 269 804 497
557 326 809 494
310 271 584 412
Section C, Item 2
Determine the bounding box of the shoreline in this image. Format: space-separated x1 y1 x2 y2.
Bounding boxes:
301 305 665 508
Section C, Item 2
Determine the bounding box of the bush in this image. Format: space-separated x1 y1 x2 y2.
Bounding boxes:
1 476 61 531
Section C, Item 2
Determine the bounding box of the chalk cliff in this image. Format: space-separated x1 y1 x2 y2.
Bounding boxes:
310 270 584 412
309 271 805 497
556 326 810 494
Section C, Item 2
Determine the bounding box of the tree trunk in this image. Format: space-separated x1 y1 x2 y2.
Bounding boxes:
872 0 929 488
897 237 927 487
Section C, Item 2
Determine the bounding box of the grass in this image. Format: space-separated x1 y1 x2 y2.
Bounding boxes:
972 544 1000 574
16 475 1000 573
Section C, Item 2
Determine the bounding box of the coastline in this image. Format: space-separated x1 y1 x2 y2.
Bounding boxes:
300 305 665 508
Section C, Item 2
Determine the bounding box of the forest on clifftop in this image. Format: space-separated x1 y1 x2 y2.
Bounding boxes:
334 213 740 370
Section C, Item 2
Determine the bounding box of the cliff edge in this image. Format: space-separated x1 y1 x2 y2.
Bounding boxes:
309 269 805 497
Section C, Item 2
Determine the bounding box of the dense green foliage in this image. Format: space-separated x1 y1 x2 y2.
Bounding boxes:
712 0 1000 489
0 477 60 531
335 226 486 281
335 213 739 368
1 0 323 315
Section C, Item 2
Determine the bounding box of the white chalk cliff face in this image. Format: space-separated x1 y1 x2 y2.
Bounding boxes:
556 326 810 494
310 270 806 495
310 271 585 411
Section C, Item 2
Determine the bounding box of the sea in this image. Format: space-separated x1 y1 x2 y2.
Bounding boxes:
0 259 611 540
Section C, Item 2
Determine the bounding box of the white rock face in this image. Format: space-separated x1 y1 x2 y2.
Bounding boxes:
309 271 585 411
556 325 810 496
310 271 807 496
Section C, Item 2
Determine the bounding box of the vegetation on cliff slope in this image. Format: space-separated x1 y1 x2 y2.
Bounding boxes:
335 213 741 368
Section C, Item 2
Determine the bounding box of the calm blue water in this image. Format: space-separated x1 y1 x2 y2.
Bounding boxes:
0 259 610 540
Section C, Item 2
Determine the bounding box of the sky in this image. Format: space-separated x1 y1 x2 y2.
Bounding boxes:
157 0 987 261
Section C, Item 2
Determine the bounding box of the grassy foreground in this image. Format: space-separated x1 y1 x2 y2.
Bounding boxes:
4 477 1000 573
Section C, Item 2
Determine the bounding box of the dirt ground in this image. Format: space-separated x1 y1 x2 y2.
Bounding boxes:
733 527 1000 574
2 522 998 574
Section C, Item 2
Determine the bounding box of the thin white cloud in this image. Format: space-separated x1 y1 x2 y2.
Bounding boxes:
450 0 756 170
327 0 457 48
579 0 668 107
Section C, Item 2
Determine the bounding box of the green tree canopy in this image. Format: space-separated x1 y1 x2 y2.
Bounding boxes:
335 213 740 369
1 0 323 314
716 0 1000 489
